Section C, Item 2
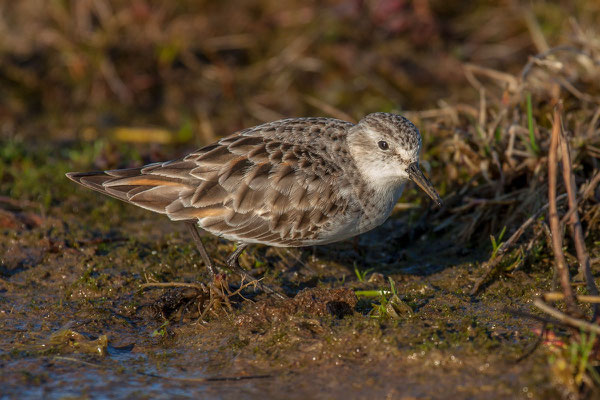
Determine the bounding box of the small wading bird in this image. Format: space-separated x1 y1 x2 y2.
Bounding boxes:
67 113 442 297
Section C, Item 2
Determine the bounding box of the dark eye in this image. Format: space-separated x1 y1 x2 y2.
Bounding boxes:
378 141 389 150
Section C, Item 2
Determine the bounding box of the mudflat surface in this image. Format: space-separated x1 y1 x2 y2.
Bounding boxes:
0 178 555 399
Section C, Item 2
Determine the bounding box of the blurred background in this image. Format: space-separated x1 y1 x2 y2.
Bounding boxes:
1 0 597 145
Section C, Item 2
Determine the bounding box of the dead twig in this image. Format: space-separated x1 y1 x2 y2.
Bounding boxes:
534 298 600 335
548 104 577 313
559 124 600 320
463 63 519 92
544 292 600 304
140 282 206 290
520 45 584 81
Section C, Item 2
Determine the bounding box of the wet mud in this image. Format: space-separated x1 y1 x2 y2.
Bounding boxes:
0 180 559 398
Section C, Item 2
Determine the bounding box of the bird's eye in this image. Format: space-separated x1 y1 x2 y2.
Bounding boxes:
378 141 389 150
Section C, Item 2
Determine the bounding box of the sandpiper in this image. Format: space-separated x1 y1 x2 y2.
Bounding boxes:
67 112 442 296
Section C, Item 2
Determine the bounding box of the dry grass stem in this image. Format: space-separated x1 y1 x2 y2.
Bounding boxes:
559 124 600 320
140 282 206 290
547 104 577 313
544 292 600 304
534 298 600 335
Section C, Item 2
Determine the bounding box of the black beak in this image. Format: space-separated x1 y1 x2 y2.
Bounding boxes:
407 162 442 207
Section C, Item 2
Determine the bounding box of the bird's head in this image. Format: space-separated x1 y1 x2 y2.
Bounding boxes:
347 112 442 206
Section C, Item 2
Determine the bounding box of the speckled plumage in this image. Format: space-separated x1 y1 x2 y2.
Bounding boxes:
67 112 440 261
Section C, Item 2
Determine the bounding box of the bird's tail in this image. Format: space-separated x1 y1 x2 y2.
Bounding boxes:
65 165 194 216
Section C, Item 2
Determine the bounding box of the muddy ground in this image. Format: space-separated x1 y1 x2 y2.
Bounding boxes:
0 140 560 399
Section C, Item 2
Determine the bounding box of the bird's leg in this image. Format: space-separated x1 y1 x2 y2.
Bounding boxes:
226 243 287 299
186 221 217 278
225 243 248 271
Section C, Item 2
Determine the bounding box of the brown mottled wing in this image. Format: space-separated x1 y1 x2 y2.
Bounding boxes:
168 134 351 245
66 122 353 246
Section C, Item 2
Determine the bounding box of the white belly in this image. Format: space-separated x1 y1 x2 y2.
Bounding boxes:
310 182 406 245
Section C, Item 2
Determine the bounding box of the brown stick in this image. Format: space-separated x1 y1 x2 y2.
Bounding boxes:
548 105 577 313
543 292 600 304
140 282 205 290
559 127 600 320
534 298 600 335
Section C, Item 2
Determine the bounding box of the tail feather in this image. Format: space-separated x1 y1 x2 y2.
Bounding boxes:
66 168 142 203
65 168 194 217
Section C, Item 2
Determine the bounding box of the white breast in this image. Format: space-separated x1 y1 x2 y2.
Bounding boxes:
311 182 406 245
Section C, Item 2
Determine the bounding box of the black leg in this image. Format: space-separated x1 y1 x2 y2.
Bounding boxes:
226 243 286 299
186 221 216 278
226 243 248 268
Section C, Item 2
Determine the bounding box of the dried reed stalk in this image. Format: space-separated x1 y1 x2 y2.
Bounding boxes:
548 104 577 313
559 122 600 320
